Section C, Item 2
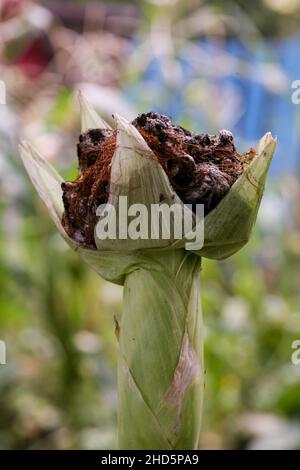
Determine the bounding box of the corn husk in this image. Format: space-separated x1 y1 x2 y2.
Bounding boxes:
95 114 196 251
117 250 203 449
19 103 276 277
19 93 276 449
178 132 276 259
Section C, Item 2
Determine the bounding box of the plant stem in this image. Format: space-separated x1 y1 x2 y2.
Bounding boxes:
117 250 204 449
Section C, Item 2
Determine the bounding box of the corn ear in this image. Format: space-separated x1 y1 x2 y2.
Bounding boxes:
19 93 276 450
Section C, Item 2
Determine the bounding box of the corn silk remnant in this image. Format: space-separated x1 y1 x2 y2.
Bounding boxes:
61 112 255 247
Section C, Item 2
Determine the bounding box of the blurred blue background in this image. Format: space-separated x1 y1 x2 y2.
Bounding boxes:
134 34 300 175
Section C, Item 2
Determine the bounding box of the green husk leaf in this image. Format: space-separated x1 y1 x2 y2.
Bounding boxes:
19 141 66 236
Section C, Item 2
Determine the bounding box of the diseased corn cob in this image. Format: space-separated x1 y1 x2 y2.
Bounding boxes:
19 93 276 449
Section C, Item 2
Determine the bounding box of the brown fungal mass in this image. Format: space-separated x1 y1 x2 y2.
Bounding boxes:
62 112 254 248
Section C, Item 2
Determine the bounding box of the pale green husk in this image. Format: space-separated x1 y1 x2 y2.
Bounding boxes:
19 93 276 449
117 250 203 449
